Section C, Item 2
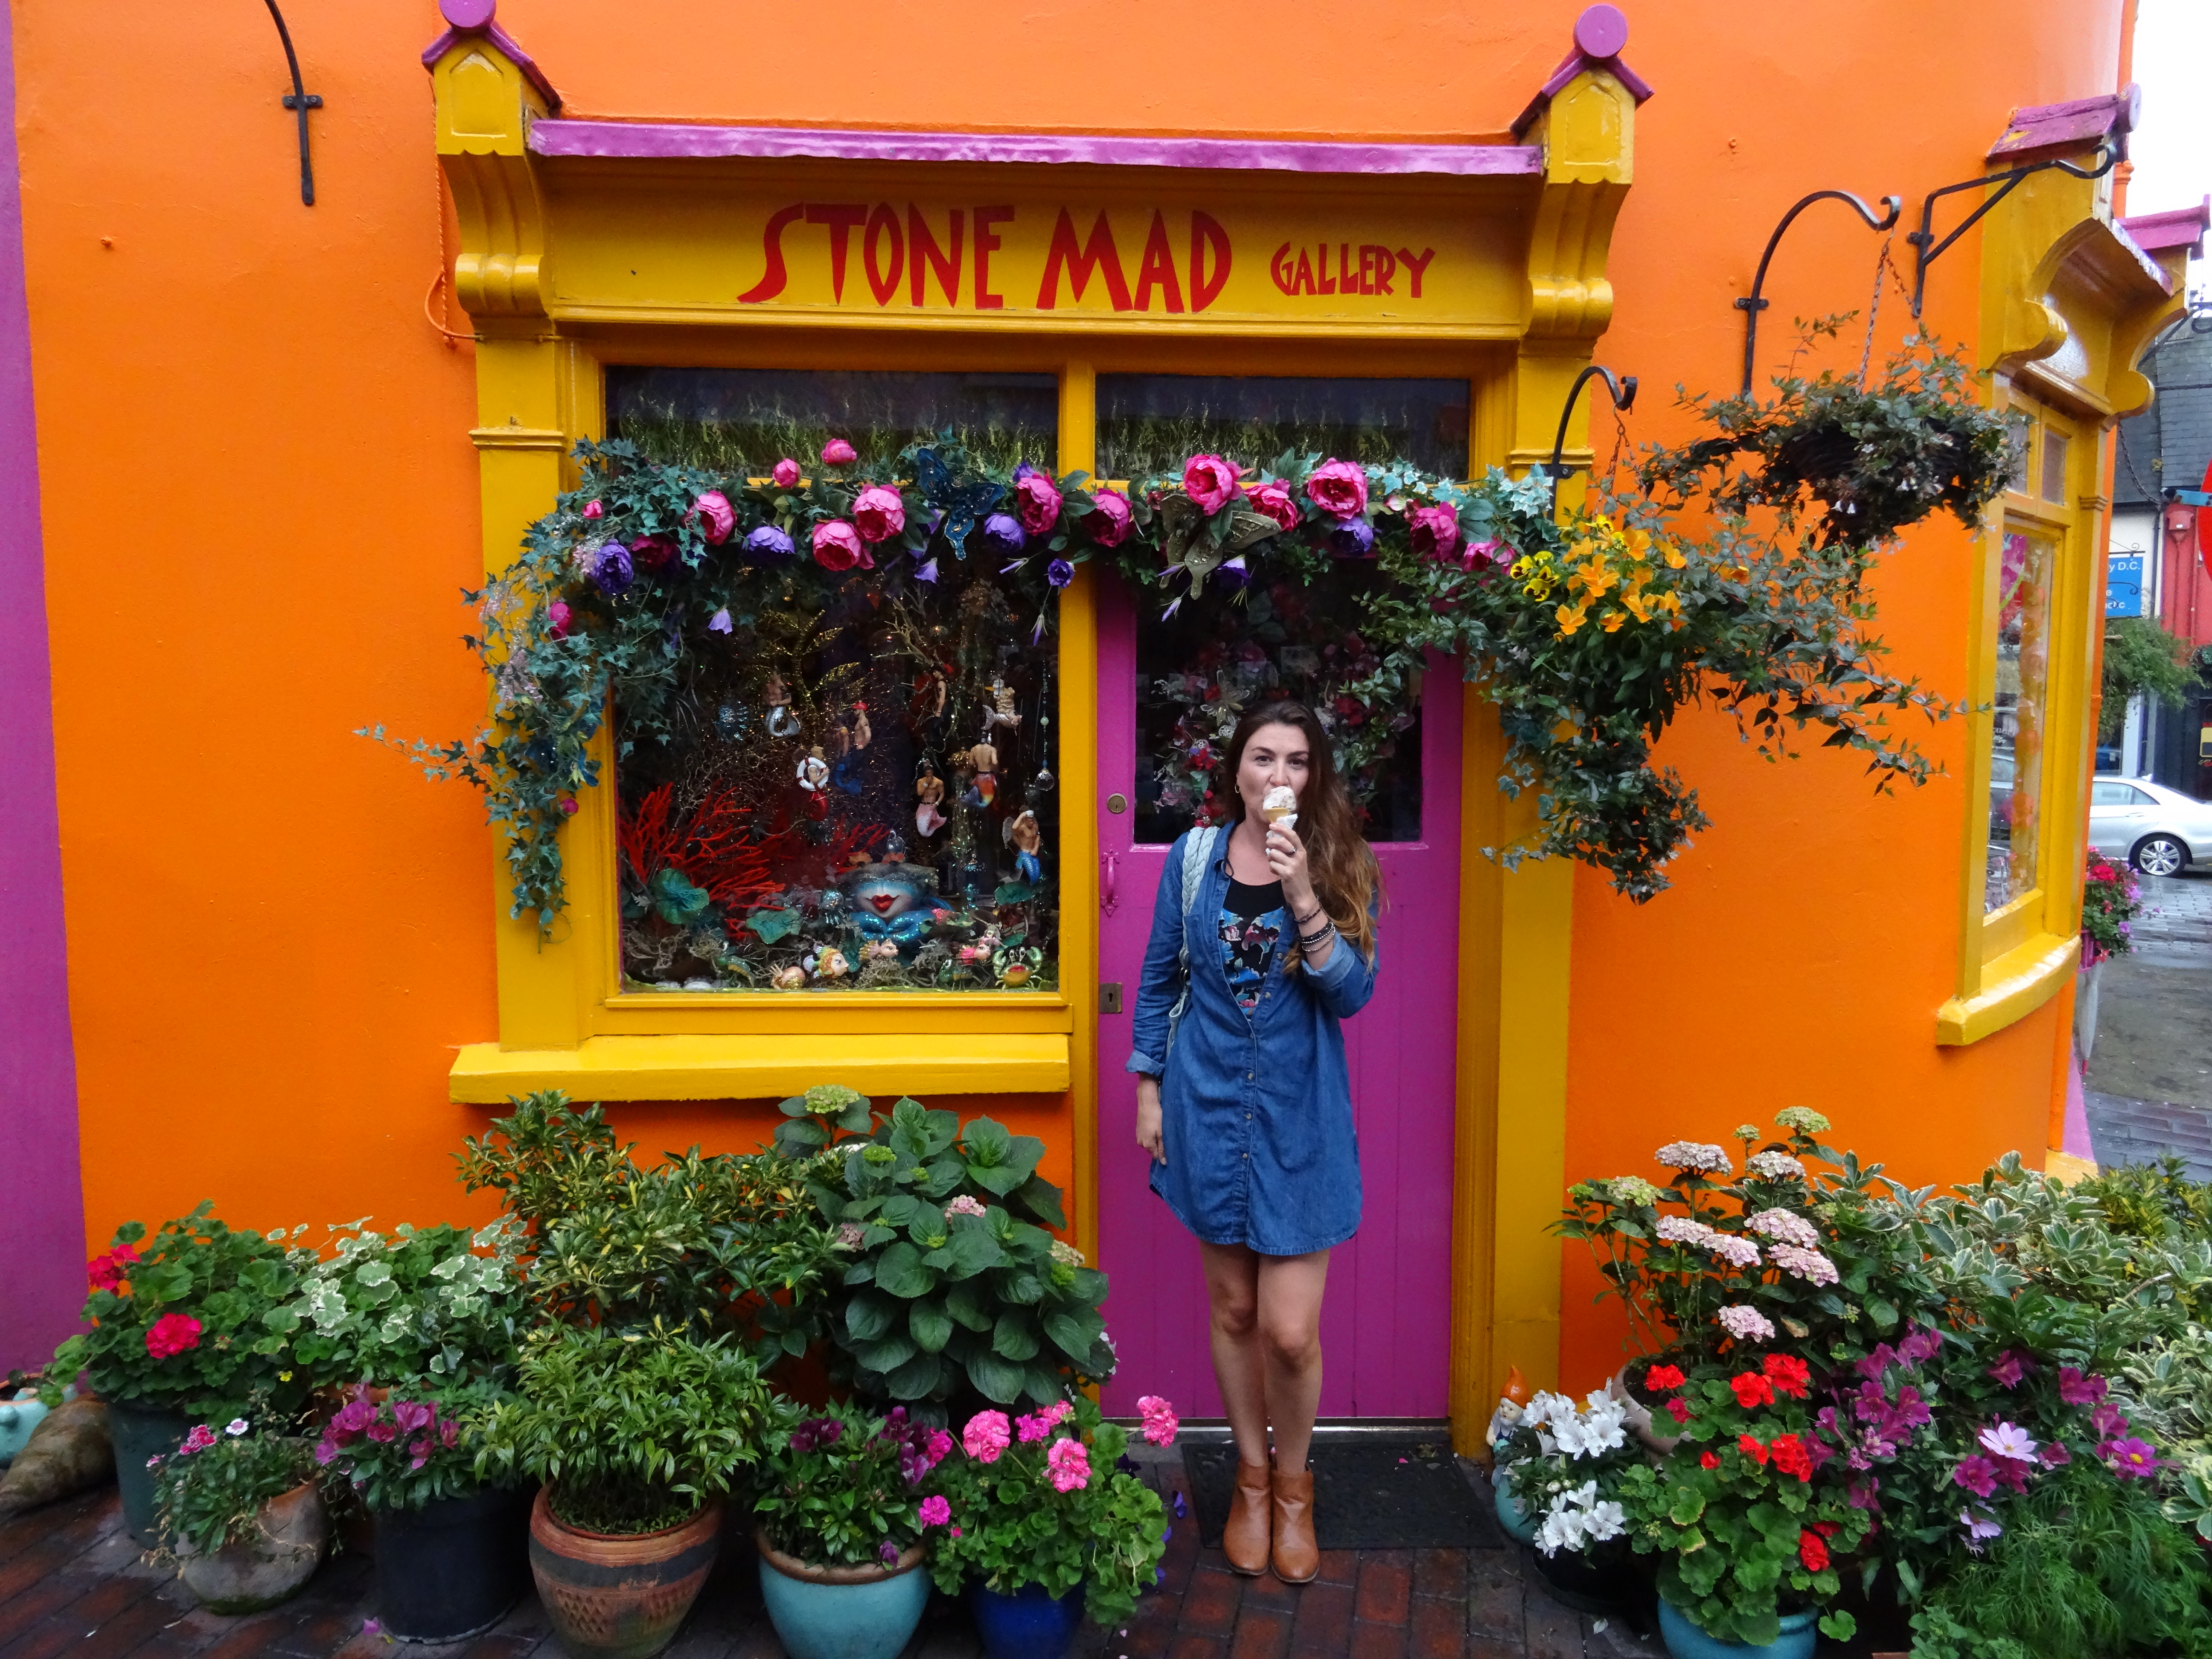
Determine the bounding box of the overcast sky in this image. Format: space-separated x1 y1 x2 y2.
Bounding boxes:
2129 0 2210 276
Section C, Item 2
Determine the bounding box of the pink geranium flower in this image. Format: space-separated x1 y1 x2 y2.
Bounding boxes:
145 1314 202 1359
1045 1437 1091 1493
962 1411 1012 1464
1135 1394 1180 1447
1016 1412 1049 1443
918 1495 952 1528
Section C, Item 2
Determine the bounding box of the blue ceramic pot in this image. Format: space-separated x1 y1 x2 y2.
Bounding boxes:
755 1533 930 1659
1656 1601 1817 1659
968 1582 1082 1659
0 1390 53 1465
1492 1473 1539 1544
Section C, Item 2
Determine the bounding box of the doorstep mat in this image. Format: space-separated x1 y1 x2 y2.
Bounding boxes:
1181 1440 1503 1550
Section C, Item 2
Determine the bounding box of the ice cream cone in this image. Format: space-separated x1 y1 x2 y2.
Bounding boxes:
1261 786 1298 829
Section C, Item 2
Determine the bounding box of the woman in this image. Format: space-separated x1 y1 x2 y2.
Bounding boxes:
1126 700 1381 1583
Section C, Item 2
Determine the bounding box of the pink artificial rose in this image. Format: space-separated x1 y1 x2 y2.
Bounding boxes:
1045 1437 1091 1493
1407 504 1460 561
772 458 801 489
962 1410 1013 1464
547 600 572 640
821 438 857 466
853 485 907 544
580 500 603 520
1182 454 1241 515
1304 459 1369 518
1460 538 1513 572
811 520 870 571
628 535 677 573
1015 470 1064 536
1244 481 1300 533
690 490 735 545
1081 487 1134 547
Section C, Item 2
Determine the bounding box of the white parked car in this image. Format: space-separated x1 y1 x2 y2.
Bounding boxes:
2087 776 2212 877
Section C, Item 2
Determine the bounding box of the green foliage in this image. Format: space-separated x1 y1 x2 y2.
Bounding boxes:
152 1417 318 1558
2101 617 2195 741
778 1095 1109 1412
47 1206 314 1415
456 1090 841 1363
751 1401 946 1569
2081 1158 2212 1243
315 1379 510 1514
927 1397 1167 1627
476 1326 773 1534
1905 1460 2212 1659
261 1220 527 1387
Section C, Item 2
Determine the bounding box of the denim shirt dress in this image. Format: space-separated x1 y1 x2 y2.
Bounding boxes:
1125 827 1380 1257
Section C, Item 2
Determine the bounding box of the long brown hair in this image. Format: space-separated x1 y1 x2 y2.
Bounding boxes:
1219 700 1382 967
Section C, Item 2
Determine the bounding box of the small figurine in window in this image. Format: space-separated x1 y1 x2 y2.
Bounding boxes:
982 678 1022 740
830 702 869 796
797 745 831 794
915 761 947 838
764 672 802 739
960 739 998 808
1004 809 1043 885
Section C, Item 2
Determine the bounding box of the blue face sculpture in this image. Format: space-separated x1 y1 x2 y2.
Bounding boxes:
837 862 947 948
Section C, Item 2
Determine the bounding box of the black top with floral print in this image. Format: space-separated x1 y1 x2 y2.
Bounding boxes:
1218 879 1287 1014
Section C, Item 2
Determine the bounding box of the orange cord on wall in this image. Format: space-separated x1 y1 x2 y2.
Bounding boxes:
426 151 473 349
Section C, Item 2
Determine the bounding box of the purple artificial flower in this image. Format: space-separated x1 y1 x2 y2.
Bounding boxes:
1889 1386 1933 1434
743 524 796 561
590 541 635 597
1987 1352 2027 1389
1847 1476 1881 1511
1326 515 1375 557
914 558 939 584
1951 1455 2000 1499
2058 1368 2108 1407
1214 555 1251 589
1046 558 1075 589
708 608 733 634
982 513 1026 557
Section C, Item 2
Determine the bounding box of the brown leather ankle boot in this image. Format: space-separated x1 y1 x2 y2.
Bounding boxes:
1271 1466 1318 1582
1223 1459 1273 1575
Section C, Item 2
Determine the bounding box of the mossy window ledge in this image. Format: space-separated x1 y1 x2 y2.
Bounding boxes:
1936 932 2077 1047
448 1032 1071 1104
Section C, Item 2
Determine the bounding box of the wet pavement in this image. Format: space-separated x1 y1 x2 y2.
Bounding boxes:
2085 869 2212 1173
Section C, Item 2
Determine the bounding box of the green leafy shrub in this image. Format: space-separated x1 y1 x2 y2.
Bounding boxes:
151 1415 318 1557
314 1380 509 1513
457 1090 841 1363
264 1220 527 1388
779 1094 1114 1412
47 1206 313 1415
476 1326 773 1535
751 1401 950 1568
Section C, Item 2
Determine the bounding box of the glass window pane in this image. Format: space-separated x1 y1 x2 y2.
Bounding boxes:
1096 374 1468 479
2040 430 2069 505
608 369 1060 993
2003 410 2033 495
1985 528 2055 913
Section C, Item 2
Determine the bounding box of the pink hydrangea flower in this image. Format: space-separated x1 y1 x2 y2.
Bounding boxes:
962 1411 1012 1464
945 1196 988 1218
1718 1305 1775 1343
1768 1244 1840 1286
1698 1232 1762 1270
772 458 800 488
853 485 907 544
1045 1437 1091 1493
1182 454 1241 515
1303 459 1369 518
1081 487 1134 546
1244 481 1300 533
918 1495 952 1528
821 438 857 466
1744 1208 1820 1250
690 490 735 544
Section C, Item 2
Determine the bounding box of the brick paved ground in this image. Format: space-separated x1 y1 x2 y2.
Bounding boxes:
0 1457 1664 1659
2086 868 2212 1171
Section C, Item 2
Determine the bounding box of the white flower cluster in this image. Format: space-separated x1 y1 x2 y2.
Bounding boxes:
1768 1243 1841 1286
1746 1151 1807 1181
1536 1480 1628 1557
1521 1389 1629 1459
1655 1215 1714 1245
1718 1304 1777 1342
1654 1140 1733 1175
1745 1208 1821 1249
1699 1232 1763 1270
1774 1107 1831 1135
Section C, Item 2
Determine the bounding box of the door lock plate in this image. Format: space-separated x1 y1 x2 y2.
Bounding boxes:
1106 793 1128 815
1099 982 1123 1014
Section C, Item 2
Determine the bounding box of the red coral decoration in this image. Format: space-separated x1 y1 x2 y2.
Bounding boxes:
618 783 791 915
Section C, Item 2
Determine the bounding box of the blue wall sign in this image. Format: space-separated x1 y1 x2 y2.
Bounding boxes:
2107 552 2145 619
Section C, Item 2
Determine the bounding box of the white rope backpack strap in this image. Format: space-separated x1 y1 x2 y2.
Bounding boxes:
1165 824 1219 1056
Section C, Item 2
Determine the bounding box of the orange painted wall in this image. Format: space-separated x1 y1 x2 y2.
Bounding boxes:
15 1 2119 1371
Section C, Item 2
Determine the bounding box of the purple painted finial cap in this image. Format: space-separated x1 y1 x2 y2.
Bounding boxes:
440 0 497 30
1574 3 1629 58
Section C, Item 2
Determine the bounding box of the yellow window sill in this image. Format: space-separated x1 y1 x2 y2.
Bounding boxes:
1936 931 2078 1046
449 1032 1071 1104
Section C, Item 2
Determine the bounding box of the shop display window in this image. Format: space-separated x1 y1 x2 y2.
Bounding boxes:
1984 527 2054 913
602 369 1063 994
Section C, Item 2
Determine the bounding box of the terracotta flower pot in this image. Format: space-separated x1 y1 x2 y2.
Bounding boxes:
528 1486 723 1659
177 1481 329 1614
1611 1366 1683 1456
754 1531 929 1659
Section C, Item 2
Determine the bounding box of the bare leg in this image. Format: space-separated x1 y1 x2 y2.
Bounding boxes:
1198 1241 1269 1469
1255 1249 1331 1475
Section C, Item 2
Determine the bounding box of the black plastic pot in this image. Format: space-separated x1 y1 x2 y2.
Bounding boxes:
371 1486 532 1642
1528 1537 1650 1627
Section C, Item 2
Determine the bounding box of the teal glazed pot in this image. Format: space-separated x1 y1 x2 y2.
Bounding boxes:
1492 1473 1539 1544
1657 1601 1817 1659
0 1390 53 1465
107 1399 192 1545
754 1532 930 1659
968 1581 1082 1659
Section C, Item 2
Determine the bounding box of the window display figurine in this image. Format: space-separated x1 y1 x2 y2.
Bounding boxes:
830 701 870 796
914 761 947 838
838 858 949 956
1004 809 1043 885
982 677 1022 740
959 739 998 807
797 746 832 828
764 672 802 739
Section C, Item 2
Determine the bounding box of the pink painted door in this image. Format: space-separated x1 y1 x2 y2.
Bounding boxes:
1094 580 1462 1420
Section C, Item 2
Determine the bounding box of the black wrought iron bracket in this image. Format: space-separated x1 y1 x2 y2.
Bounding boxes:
1734 190 1903 395
1548 365 1637 511
1906 140 2123 317
265 0 322 207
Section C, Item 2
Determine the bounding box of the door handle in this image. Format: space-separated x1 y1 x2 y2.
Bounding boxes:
1102 852 1118 917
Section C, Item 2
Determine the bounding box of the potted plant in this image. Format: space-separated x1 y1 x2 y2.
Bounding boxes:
476 1326 775 1659
1489 1386 1648 1616
779 1092 1117 1416
44 1207 313 1542
2078 857 2142 1061
317 1380 529 1642
150 1412 328 1614
268 1219 529 1389
750 1402 952 1659
928 1394 1173 1659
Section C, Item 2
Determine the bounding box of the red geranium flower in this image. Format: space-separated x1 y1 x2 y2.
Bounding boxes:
1730 1371 1776 1409
1798 1529 1830 1572
145 1313 202 1359
1769 1433 1815 1482
1738 1434 1770 1465
1664 1397 1691 1425
1761 1353 1812 1399
1700 1451 1720 1470
87 1243 141 1292
1643 1364 1687 1392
